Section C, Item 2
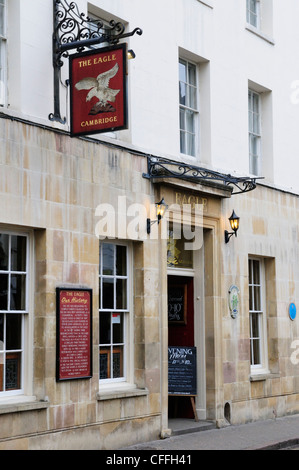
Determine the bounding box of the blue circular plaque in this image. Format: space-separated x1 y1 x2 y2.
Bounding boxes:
289 303 297 321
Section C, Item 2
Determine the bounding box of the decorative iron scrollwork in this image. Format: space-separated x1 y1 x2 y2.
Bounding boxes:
50 0 142 124
143 156 262 195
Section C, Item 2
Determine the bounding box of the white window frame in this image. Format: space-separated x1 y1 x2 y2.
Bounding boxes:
249 258 269 375
246 0 261 29
0 0 7 106
0 230 31 397
179 58 199 158
248 89 262 176
99 241 133 386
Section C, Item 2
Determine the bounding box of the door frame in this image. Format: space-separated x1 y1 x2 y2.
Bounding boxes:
167 245 206 420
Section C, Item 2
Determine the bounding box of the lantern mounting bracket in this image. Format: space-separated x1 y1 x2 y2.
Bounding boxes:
49 0 142 124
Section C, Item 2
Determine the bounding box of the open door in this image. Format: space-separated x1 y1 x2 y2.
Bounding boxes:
168 275 195 419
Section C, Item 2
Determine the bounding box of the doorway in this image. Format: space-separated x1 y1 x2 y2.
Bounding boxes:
168 275 195 419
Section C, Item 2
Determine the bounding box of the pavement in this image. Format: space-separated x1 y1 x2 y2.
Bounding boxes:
121 414 299 451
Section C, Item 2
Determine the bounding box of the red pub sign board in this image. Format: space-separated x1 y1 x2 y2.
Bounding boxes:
56 288 93 381
70 44 128 137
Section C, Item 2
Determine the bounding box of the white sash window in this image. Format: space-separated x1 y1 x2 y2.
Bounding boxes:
0 232 29 395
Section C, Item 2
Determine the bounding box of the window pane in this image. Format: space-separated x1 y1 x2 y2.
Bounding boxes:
0 353 3 391
112 313 123 343
116 279 127 309
0 274 8 310
251 313 260 339
249 259 253 283
179 82 186 106
186 133 195 158
251 339 261 365
253 113 260 134
250 12 257 28
252 260 260 284
188 63 196 86
0 4 4 37
186 109 195 134
252 93 259 113
0 234 8 270
5 352 21 390
180 108 186 131
0 43 3 87
0 315 3 349
102 278 114 309
179 60 186 82
116 246 127 276
248 110 253 133
112 346 123 378
6 314 22 350
254 286 261 311
100 312 111 344
180 131 186 155
250 135 259 157
249 285 253 311
189 86 197 110
102 244 114 275
167 226 193 269
10 274 26 310
250 155 258 176
11 236 27 272
99 347 110 379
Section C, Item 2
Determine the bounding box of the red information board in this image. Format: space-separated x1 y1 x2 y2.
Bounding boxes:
69 43 128 137
56 288 92 381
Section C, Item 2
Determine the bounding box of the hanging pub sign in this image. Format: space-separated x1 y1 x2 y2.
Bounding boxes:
69 43 128 137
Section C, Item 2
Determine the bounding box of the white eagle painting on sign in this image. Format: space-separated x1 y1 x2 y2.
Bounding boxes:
75 63 120 115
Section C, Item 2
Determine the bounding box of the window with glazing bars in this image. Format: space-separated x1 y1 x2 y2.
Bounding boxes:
246 0 260 29
99 243 129 381
249 258 264 367
248 90 261 176
0 233 28 394
179 59 198 157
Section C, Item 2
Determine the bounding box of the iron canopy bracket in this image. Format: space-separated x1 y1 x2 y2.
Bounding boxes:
143 156 263 195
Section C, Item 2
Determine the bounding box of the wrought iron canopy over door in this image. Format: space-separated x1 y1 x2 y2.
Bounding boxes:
143 156 262 195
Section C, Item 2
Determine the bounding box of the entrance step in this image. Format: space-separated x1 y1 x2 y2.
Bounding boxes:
169 418 216 436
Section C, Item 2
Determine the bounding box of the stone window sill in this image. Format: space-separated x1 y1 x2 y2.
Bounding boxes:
0 397 50 415
196 0 213 9
250 373 280 382
97 387 149 401
245 24 275 45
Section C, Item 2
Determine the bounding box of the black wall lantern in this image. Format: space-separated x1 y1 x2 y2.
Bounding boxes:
225 210 240 243
147 198 168 234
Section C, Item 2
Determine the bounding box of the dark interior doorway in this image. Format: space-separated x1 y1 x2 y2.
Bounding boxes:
168 275 194 419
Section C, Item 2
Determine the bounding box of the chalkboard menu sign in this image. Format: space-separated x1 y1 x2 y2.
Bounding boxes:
56 288 92 381
168 346 197 396
168 284 187 324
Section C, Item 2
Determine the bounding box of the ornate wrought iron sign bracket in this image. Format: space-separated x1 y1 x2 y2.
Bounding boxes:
49 0 142 124
143 156 262 195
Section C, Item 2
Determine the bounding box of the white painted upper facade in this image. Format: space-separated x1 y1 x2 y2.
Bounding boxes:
2 0 299 193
